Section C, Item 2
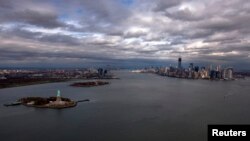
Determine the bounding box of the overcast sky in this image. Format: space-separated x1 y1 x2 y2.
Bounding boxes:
0 0 249 69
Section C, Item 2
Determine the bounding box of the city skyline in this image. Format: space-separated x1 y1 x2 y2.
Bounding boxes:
0 0 250 69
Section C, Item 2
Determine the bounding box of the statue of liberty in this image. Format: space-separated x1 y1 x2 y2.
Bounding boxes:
57 90 61 97
56 90 61 102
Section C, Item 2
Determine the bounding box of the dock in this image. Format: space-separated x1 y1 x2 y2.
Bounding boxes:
77 99 90 103
3 102 22 107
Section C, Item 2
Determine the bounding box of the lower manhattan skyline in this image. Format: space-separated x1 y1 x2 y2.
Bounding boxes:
0 0 250 69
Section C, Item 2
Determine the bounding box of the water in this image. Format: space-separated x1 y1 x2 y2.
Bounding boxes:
0 71 250 141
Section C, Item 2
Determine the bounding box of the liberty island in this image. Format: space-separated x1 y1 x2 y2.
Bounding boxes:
5 90 89 109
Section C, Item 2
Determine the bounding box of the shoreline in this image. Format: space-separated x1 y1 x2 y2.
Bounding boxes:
18 97 78 109
156 73 237 81
0 80 69 89
0 78 70 89
0 77 118 89
70 81 110 87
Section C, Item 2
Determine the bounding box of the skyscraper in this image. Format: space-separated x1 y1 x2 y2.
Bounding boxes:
178 57 182 69
222 68 233 80
189 63 194 71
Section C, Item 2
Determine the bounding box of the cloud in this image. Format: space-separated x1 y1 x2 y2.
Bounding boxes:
151 0 182 12
0 0 249 69
0 0 64 28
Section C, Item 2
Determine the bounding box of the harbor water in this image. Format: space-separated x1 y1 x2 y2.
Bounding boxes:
0 71 250 141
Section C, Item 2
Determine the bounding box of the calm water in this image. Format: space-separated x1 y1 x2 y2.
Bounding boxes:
0 71 250 141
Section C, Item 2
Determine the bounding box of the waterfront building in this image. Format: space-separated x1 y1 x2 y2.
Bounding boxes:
194 66 199 72
189 63 194 71
222 68 233 80
216 65 221 72
188 71 192 79
200 69 207 79
194 72 199 79
164 67 169 74
221 68 232 80
210 70 216 79
98 68 104 77
215 71 221 79
209 64 213 71
228 68 233 79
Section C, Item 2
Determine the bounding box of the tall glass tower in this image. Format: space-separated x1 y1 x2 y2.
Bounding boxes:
178 57 182 69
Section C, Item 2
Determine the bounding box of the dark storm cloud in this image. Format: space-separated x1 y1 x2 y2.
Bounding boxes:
0 25 40 39
13 10 64 28
0 0 64 28
0 43 170 68
0 44 115 61
38 34 80 46
0 26 79 46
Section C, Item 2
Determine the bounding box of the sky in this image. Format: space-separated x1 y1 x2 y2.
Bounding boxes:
0 0 250 69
